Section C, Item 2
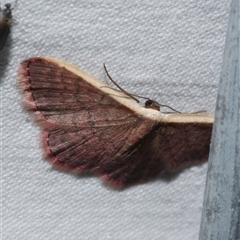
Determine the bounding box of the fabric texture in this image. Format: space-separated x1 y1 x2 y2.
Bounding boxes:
1 0 230 239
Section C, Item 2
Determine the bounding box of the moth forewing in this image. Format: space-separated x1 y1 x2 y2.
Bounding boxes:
44 57 159 117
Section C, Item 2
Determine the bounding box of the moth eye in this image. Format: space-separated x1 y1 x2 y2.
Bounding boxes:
144 99 160 111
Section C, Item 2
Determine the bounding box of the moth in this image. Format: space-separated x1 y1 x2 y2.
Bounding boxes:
0 2 15 51
18 57 214 186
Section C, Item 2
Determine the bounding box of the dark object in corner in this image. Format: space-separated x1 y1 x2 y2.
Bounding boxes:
0 3 14 51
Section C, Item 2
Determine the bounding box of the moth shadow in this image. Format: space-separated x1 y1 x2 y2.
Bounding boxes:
100 171 184 191
49 163 204 191
74 171 97 180
73 171 129 192
159 170 190 184
105 170 185 191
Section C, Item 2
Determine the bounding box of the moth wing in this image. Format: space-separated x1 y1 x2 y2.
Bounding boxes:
101 119 212 185
18 57 160 185
154 120 212 169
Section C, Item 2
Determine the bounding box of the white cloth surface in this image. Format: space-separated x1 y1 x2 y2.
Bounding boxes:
1 0 230 239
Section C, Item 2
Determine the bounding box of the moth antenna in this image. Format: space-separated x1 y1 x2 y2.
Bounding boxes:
159 104 182 113
103 63 140 103
103 64 182 113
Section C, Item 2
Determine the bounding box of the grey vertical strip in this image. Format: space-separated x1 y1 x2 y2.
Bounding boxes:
199 0 240 239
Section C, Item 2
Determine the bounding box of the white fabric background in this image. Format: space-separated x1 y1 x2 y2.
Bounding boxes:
1 0 230 239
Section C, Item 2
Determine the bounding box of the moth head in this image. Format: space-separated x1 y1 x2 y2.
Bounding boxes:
144 99 160 111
